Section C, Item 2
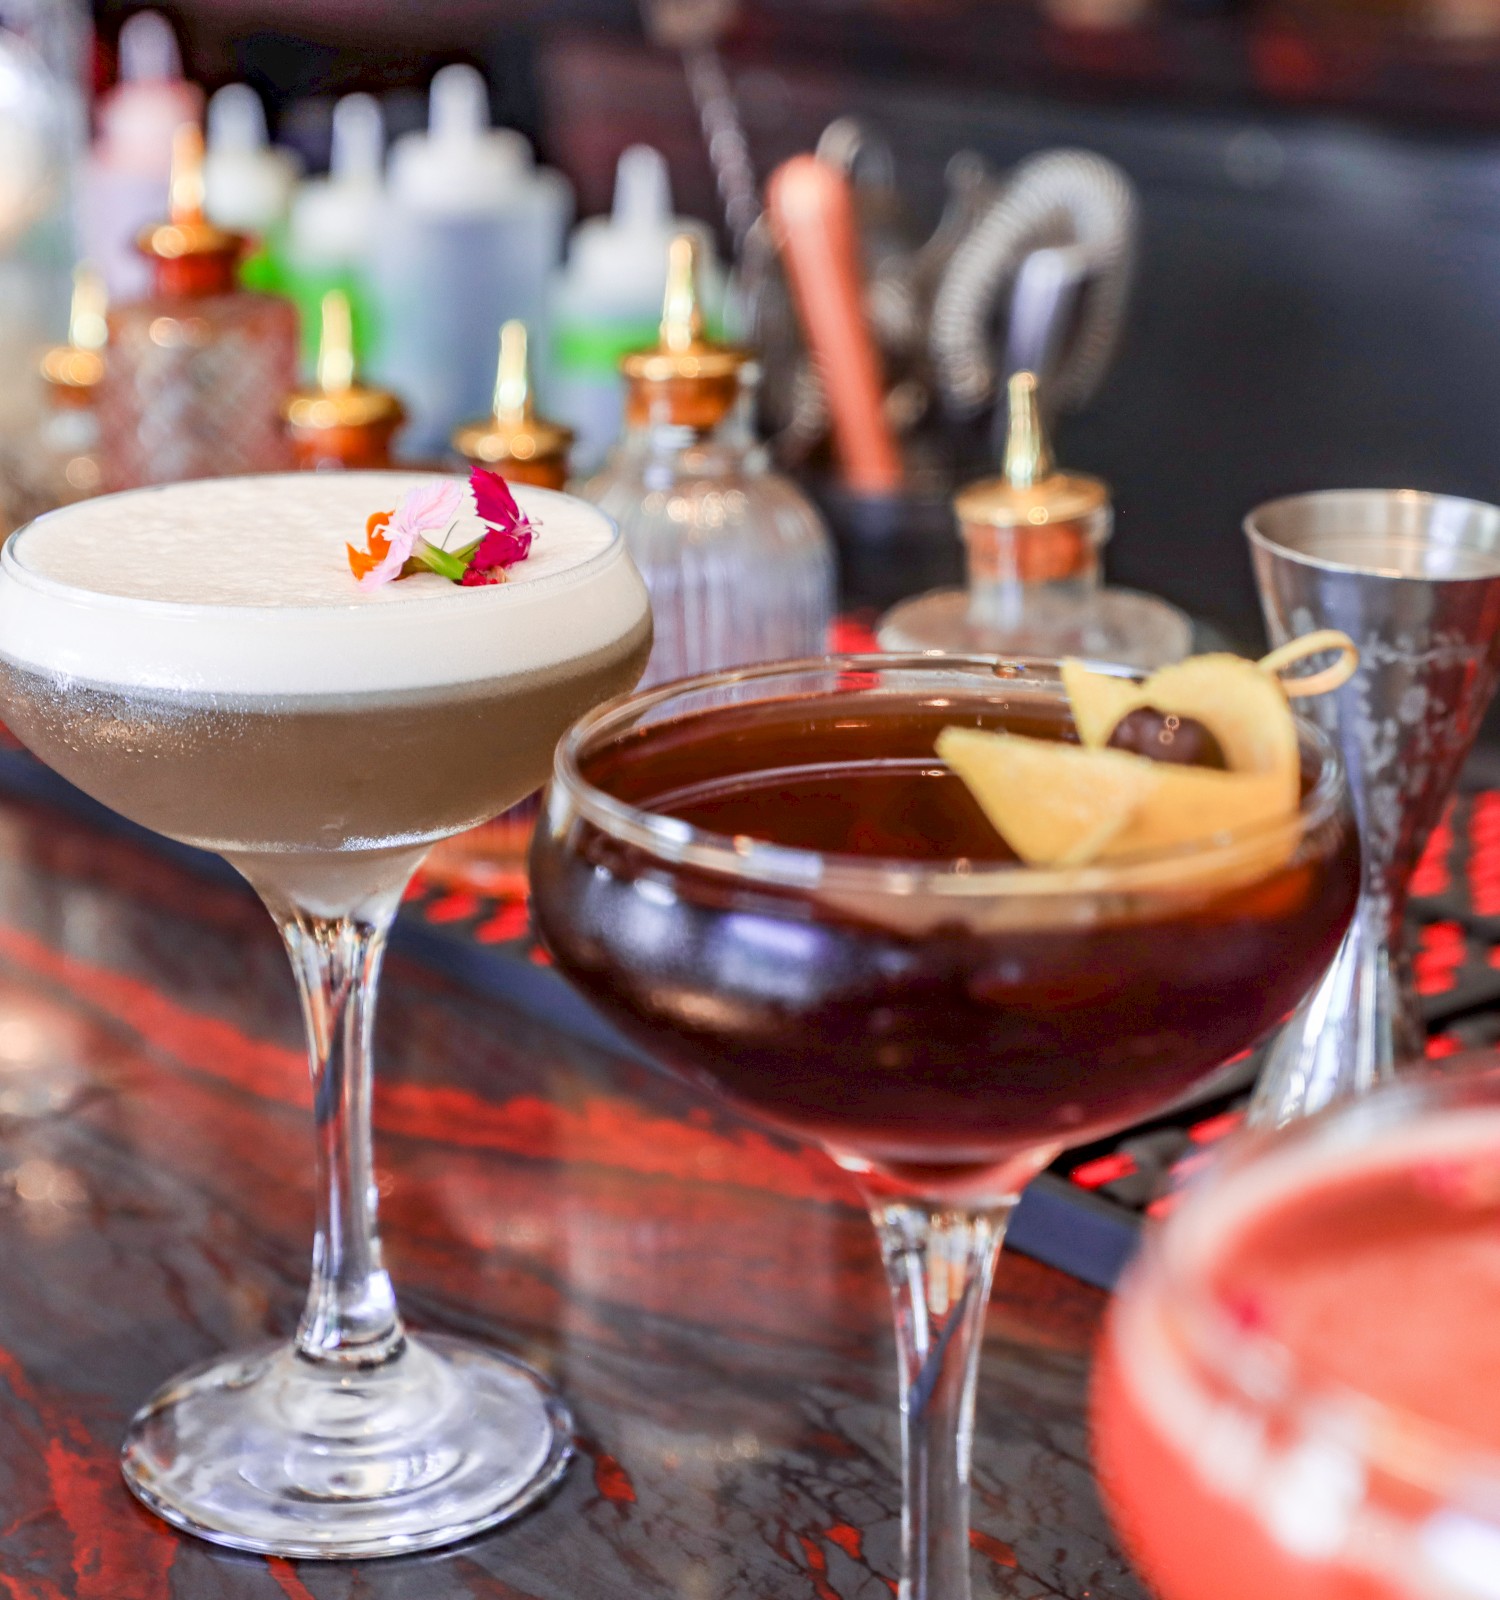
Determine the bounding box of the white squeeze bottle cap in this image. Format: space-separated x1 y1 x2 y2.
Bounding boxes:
96 11 203 176
120 9 179 81
204 83 299 234
567 145 677 304
331 92 384 186
287 93 384 267
387 64 528 214
616 143 671 228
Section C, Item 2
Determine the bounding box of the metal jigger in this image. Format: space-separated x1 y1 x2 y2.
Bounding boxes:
1246 489 1500 1126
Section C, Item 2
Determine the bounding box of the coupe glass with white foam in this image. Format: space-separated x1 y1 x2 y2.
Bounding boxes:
0 474 652 1557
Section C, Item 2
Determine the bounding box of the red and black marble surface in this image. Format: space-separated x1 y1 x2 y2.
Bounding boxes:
0 791 1140 1600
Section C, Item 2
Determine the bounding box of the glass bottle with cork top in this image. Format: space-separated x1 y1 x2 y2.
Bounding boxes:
451 321 572 490
582 232 834 689
283 289 404 470
97 124 298 490
879 371 1192 669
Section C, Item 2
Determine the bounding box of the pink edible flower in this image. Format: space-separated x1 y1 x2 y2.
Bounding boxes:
356 479 464 589
470 467 527 536
463 467 536 582
460 564 508 587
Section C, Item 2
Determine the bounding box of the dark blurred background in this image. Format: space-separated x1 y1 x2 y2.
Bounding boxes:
86 0 1500 645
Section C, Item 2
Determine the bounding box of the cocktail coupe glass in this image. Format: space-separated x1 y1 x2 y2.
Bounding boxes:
1094 1067 1500 1600
1246 490 1500 1126
0 474 653 1557
528 655 1360 1600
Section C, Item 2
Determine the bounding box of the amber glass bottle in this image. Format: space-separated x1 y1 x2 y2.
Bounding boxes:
99 125 297 490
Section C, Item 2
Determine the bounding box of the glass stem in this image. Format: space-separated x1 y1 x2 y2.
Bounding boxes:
276 893 405 1367
867 1196 1015 1600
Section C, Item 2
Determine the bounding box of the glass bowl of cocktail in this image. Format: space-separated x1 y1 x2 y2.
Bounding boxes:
0 472 653 1557
1094 1065 1500 1600
529 644 1361 1600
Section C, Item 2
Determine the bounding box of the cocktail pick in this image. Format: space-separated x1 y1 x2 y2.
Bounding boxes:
1245 490 1500 1126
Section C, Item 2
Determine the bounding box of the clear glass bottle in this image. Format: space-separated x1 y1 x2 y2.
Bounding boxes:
0 0 88 521
582 233 835 689
452 319 573 491
879 372 1192 670
98 124 298 490
282 288 404 471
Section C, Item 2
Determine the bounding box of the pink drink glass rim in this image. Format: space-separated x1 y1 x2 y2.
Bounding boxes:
1135 1067 1500 1490
546 652 1347 897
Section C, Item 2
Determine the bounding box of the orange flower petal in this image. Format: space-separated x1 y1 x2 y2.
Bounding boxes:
346 525 393 581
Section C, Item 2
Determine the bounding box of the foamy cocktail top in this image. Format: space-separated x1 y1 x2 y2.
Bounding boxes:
0 474 648 698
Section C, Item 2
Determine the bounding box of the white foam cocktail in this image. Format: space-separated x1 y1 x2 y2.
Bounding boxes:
0 473 652 1557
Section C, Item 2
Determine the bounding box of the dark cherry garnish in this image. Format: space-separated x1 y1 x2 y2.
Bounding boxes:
1106 706 1227 770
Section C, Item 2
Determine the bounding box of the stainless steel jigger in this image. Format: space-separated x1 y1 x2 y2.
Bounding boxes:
1246 489 1500 1126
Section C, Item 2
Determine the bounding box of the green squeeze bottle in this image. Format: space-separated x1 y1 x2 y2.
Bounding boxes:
281 93 384 377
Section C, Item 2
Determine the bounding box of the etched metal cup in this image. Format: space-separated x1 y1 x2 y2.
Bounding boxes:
1245 489 1500 1125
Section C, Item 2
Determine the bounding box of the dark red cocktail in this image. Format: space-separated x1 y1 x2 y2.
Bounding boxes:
533 666 1358 1179
529 655 1359 1600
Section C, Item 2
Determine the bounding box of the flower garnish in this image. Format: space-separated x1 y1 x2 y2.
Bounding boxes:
346 511 394 582
462 470 535 584
346 480 464 587
346 469 538 589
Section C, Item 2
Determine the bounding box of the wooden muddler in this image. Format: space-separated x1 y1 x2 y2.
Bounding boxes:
766 154 903 495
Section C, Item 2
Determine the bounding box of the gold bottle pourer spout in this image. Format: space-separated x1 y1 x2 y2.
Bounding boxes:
451 320 573 481
661 233 704 353
620 231 746 433
1001 370 1052 490
953 368 1108 532
620 231 745 387
315 286 357 396
283 287 404 438
40 264 107 396
169 122 206 224
137 120 245 277
493 319 533 425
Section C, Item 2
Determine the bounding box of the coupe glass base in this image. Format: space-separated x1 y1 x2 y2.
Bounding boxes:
119 1332 573 1559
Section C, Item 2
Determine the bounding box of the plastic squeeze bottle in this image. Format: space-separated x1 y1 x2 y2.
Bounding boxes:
203 82 299 291
79 11 203 301
282 92 384 375
548 144 723 473
367 63 572 458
